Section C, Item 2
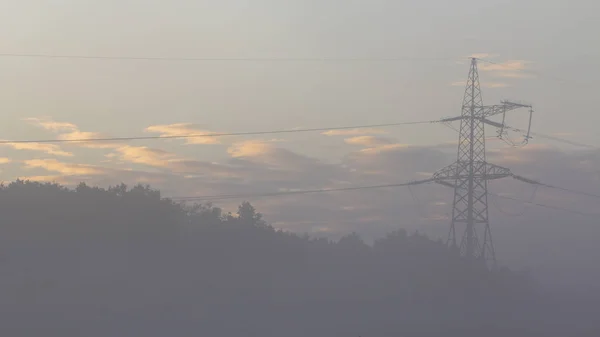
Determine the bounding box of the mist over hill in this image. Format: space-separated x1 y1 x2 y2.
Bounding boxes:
0 180 597 336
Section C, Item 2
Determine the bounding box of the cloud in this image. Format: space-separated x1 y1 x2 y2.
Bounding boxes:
112 146 177 168
344 136 394 147
7 121 600 290
145 123 220 145
57 131 124 149
479 60 527 72
2 142 74 157
0 158 11 164
343 136 412 155
23 159 105 175
24 117 78 132
168 160 243 178
478 60 533 79
17 175 70 184
322 128 387 136
485 82 510 88
228 140 275 158
357 144 411 154
493 72 533 79
22 117 123 150
470 53 496 59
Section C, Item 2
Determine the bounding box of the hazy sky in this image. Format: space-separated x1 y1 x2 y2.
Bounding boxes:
1 0 600 283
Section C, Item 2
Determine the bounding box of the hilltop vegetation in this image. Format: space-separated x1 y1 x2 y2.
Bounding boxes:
0 180 594 336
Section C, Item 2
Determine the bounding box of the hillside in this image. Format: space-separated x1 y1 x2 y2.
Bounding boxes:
0 180 595 336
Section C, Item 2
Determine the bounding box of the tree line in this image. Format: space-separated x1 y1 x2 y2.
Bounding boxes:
0 180 596 336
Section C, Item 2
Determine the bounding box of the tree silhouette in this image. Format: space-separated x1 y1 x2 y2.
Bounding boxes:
0 180 595 336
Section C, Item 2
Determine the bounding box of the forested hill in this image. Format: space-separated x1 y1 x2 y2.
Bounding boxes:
0 180 596 336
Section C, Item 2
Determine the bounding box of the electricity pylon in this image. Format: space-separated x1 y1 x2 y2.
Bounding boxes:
432 58 533 268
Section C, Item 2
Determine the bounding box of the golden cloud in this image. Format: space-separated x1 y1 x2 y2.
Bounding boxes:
24 117 78 132
344 136 393 147
227 140 275 158
493 72 533 79
113 145 177 168
17 175 69 184
23 159 105 175
479 60 527 72
343 136 410 154
485 82 509 88
358 144 410 154
0 158 11 164
145 123 220 145
22 117 123 150
469 53 495 59
2 142 73 157
322 128 387 136
57 131 124 149
478 60 533 79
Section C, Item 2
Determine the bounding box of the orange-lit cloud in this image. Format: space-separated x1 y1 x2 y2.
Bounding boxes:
344 136 393 147
113 145 177 168
2 142 73 157
228 140 275 158
23 117 78 132
322 128 387 136
0 158 11 164
478 60 533 79
145 123 220 145
17 175 69 184
57 131 125 149
479 60 528 72
23 117 122 150
343 136 410 154
23 159 105 175
469 53 495 59
358 144 410 154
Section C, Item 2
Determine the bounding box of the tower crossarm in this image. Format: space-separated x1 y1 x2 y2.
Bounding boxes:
481 101 532 118
432 161 512 188
440 101 533 123
441 116 505 129
479 118 504 128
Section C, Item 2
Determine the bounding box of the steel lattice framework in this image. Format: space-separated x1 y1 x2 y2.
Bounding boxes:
432 58 533 268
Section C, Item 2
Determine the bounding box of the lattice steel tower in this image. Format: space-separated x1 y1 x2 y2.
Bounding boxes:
432 58 533 268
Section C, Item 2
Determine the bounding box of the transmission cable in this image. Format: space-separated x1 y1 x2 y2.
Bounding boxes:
169 179 435 201
0 120 441 145
489 192 597 218
166 180 596 218
489 185 538 217
511 174 600 200
0 53 462 62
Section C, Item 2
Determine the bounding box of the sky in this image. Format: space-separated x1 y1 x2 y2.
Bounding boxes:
1 0 600 287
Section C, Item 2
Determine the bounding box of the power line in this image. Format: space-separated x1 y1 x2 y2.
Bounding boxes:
540 184 600 200
504 122 598 149
489 192 598 218
445 119 598 149
169 179 435 201
512 174 600 201
0 120 440 145
0 53 461 62
489 185 538 217
166 179 596 219
529 131 598 149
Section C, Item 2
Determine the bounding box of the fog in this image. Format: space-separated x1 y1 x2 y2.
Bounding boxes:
0 181 598 336
2 1 600 335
